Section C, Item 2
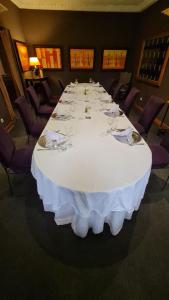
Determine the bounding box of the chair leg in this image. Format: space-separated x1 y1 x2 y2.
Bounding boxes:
162 174 169 190
3 167 13 195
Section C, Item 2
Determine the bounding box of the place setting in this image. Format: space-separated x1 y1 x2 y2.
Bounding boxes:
109 125 144 146
36 129 73 152
51 112 74 121
103 102 123 117
60 99 74 105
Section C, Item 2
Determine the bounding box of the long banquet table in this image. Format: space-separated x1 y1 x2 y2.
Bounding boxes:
31 83 152 238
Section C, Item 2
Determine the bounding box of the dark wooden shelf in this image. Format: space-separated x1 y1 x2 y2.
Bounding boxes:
137 33 169 86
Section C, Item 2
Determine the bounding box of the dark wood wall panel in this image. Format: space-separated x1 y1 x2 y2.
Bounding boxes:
21 10 139 91
133 0 169 125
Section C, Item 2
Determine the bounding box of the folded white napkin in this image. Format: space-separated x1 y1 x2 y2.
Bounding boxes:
70 82 76 86
102 94 113 102
44 130 66 148
95 82 100 86
104 103 119 117
111 127 131 137
110 103 119 113
111 127 133 144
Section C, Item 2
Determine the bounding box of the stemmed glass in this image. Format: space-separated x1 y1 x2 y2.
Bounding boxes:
106 117 118 134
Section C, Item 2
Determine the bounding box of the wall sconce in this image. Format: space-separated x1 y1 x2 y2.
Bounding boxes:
29 57 40 77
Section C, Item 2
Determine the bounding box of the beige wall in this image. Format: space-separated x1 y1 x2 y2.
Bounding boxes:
0 0 25 41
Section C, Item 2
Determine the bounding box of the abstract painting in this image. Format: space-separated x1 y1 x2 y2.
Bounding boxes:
102 49 127 70
70 48 94 70
15 41 29 72
35 47 62 69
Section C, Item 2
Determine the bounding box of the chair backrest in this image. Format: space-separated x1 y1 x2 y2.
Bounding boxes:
27 85 40 114
112 82 123 100
161 130 169 152
108 78 118 95
42 80 52 99
0 125 15 168
139 95 165 134
58 79 64 92
122 87 140 115
15 96 35 135
119 72 132 85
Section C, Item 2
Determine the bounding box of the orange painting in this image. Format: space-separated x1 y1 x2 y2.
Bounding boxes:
16 41 29 72
102 49 127 70
35 47 62 69
70 49 94 69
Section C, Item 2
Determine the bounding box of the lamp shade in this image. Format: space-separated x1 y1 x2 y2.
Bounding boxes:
29 57 40 67
161 8 169 16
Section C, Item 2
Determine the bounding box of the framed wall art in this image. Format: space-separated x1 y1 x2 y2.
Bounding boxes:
35 47 62 69
102 49 127 70
15 41 29 72
70 48 95 70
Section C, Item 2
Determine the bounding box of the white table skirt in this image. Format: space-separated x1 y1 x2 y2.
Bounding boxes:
31 83 152 238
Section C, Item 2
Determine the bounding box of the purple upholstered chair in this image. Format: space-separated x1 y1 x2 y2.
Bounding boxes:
42 80 60 106
108 78 118 95
58 79 65 93
15 96 47 142
0 125 34 193
111 82 123 100
27 85 54 118
133 95 165 136
149 130 169 189
120 87 140 116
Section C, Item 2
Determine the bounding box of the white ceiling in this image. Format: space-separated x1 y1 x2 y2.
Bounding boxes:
10 0 158 12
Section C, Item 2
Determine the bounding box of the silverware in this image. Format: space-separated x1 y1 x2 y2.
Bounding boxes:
129 142 145 146
54 130 66 136
36 148 58 151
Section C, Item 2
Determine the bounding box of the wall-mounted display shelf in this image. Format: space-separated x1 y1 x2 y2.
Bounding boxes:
136 33 169 86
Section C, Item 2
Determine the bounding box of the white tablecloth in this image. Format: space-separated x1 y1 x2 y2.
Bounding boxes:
31 83 152 237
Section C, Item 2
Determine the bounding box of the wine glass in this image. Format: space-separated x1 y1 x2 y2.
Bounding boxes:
66 125 73 137
107 118 113 127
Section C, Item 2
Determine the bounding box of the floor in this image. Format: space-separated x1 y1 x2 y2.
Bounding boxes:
0 112 169 300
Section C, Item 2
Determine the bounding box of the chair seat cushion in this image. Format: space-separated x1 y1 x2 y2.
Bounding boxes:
10 146 34 173
133 121 145 135
38 104 54 116
150 144 169 169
